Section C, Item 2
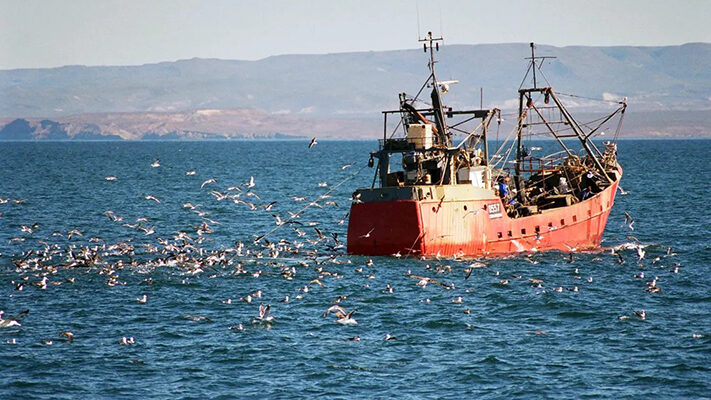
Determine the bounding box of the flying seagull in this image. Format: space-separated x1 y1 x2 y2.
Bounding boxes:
0 309 29 328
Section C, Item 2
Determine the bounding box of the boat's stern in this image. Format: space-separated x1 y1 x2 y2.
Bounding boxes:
347 187 424 256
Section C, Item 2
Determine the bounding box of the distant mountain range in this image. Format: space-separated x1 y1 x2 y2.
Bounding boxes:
1 42 710 139
0 109 377 140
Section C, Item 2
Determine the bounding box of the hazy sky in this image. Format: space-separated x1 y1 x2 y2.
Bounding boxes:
1 0 709 69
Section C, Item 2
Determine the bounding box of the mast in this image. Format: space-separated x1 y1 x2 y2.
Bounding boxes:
517 43 615 184
419 32 449 147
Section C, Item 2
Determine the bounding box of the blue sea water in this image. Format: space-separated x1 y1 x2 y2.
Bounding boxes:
0 139 709 399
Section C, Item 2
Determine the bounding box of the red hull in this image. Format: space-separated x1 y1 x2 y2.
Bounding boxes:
347 173 620 257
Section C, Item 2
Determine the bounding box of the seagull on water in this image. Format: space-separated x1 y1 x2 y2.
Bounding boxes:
254 303 274 323
60 331 74 343
323 305 357 325
150 159 160 168
119 336 135 345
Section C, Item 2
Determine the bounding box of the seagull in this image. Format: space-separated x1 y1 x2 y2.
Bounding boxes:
104 176 119 181
341 163 353 170
564 243 578 252
104 210 122 222
384 334 397 341
150 159 160 168
633 310 646 320
323 305 358 325
185 170 196 176
359 228 375 238
0 309 28 328
636 246 646 261
136 294 147 304
245 176 255 188
624 212 634 231
20 223 38 234
60 331 74 343
308 137 318 149
119 336 135 345
144 195 161 203
254 303 274 323
201 178 217 188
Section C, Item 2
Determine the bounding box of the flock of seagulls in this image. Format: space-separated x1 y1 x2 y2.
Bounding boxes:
0 153 698 349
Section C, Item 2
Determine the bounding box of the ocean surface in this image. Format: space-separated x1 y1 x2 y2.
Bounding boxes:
0 139 709 399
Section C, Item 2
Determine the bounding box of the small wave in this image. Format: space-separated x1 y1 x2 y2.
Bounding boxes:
477 355 510 365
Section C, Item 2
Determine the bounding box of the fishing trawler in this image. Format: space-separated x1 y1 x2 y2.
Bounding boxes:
347 33 626 257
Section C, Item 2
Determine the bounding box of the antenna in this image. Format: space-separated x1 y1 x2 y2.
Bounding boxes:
530 43 537 88
419 31 443 75
416 2 421 39
439 8 443 40
525 42 556 89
